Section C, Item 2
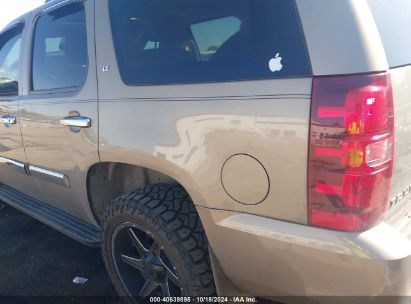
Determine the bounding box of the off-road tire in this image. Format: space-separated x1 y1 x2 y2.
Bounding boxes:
101 183 216 300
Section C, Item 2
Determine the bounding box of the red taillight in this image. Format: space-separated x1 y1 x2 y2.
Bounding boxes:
308 72 394 232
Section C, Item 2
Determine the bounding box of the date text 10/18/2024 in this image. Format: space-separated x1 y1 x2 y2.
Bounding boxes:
149 297 258 303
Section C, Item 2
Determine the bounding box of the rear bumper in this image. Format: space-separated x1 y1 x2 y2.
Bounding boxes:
198 207 411 301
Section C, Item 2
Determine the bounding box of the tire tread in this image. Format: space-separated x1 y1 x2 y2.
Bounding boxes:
101 183 216 297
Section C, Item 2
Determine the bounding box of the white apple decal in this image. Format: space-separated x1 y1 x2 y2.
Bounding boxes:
269 53 283 72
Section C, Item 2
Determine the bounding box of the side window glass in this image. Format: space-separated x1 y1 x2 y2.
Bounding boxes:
32 2 88 91
109 0 311 86
0 27 22 96
191 17 241 61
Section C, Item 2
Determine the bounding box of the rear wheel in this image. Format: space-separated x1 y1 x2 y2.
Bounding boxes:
102 184 216 302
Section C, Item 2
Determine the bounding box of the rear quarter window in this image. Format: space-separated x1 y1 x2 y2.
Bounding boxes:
369 0 411 68
109 0 311 86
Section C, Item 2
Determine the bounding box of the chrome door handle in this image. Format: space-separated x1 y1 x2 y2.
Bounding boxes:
0 115 16 125
59 116 91 128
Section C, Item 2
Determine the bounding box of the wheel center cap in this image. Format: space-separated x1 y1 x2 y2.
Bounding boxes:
144 254 166 283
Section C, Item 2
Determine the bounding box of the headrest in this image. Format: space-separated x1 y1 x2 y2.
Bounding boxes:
140 14 188 43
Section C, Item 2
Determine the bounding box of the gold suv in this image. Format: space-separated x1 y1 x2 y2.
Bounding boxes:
0 0 410 302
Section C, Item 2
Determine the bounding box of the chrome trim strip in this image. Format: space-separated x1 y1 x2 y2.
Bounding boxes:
0 157 27 174
28 165 70 188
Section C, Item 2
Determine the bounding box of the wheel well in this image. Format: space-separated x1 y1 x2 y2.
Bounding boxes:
87 162 179 225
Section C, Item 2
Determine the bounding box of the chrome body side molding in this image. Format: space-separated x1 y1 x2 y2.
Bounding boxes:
0 157 27 175
28 165 70 188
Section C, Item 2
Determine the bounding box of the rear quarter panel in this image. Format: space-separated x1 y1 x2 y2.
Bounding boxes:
296 0 387 75
95 1 312 224
97 80 311 224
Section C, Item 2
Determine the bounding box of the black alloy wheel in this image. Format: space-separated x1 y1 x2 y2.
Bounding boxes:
111 222 181 298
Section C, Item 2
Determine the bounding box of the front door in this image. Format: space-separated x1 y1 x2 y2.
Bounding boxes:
19 0 99 224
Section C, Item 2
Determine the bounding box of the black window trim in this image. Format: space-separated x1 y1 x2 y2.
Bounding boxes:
29 0 89 96
0 21 25 99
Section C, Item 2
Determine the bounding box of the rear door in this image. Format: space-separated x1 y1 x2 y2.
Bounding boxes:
0 21 41 198
19 0 99 224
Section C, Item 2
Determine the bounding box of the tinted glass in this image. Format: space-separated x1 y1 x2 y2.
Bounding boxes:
0 27 22 96
369 0 411 68
191 16 241 61
109 0 311 86
32 3 88 91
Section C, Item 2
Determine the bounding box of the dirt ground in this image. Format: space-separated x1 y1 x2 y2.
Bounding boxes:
0 205 276 304
0 205 119 303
